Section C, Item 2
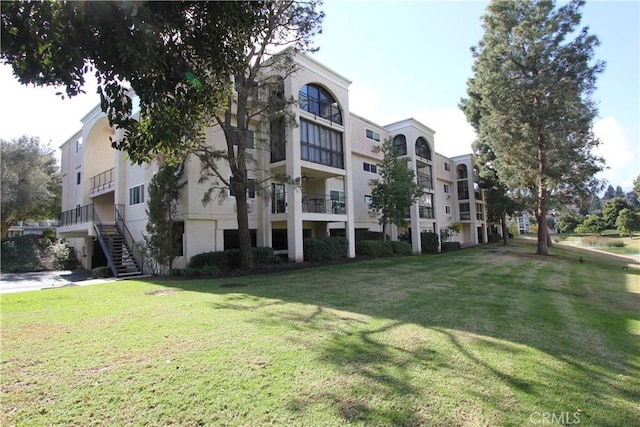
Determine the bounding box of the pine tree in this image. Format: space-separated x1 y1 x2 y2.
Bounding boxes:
461 0 604 255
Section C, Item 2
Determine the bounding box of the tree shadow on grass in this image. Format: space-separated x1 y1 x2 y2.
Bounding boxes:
145 241 640 425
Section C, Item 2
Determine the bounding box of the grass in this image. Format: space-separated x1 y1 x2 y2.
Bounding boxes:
554 232 640 256
2 239 639 426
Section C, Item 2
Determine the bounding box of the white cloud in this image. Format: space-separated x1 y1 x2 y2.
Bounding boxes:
593 117 640 192
414 108 476 158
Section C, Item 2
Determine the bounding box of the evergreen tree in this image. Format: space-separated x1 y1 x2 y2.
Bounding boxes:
556 211 583 234
634 175 640 200
602 185 616 201
614 185 625 198
602 197 630 229
144 163 185 274
370 138 423 241
461 0 605 255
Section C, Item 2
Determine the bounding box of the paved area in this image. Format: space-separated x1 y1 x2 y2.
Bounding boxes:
0 270 116 294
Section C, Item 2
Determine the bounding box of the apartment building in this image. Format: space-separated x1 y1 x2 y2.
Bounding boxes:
57 51 488 276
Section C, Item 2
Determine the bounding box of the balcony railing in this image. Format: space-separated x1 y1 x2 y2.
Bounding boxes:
298 93 343 125
460 212 471 221
417 176 433 190
302 192 345 214
60 204 95 226
89 167 115 194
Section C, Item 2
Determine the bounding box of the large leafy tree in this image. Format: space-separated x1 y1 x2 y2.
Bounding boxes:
461 0 604 255
1 136 61 237
1 1 323 268
616 208 640 238
370 138 423 241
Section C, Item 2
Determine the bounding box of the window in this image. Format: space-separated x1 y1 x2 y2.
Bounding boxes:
270 117 286 163
457 164 468 179
444 184 450 194
300 119 344 169
457 181 469 200
417 162 433 190
364 195 372 207
419 194 434 219
75 139 83 153
363 162 377 173
444 162 451 171
229 177 256 198
129 184 145 205
172 221 184 257
445 206 451 214
415 137 432 160
476 203 484 220
393 134 407 155
230 126 255 149
298 84 342 125
76 171 81 185
271 183 286 213
330 190 345 214
366 129 380 142
460 202 470 220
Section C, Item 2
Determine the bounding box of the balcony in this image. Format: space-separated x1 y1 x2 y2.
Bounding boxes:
60 204 95 227
419 206 435 219
89 167 115 196
417 176 433 190
302 192 345 214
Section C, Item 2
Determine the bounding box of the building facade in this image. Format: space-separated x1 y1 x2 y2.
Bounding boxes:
57 52 488 276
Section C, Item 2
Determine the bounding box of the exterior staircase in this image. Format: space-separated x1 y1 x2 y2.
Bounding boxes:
95 223 143 278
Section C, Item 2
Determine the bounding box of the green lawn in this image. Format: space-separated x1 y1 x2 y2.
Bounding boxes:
554 232 640 257
2 240 639 426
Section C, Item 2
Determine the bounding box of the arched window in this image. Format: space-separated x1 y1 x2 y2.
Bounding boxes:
415 137 432 160
298 84 342 125
393 134 407 155
456 164 468 180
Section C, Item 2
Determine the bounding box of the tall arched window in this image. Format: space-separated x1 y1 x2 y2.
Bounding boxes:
393 134 407 155
415 137 432 160
298 84 342 125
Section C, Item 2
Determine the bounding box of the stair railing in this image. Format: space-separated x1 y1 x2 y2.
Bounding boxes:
92 210 119 278
114 204 144 274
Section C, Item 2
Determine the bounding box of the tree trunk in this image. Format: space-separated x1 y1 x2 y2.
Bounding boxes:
536 118 549 255
501 210 509 245
235 192 253 269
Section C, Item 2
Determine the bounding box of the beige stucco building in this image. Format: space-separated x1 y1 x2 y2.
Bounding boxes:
57 51 488 276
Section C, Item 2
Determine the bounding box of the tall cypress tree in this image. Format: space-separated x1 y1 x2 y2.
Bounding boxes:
461 0 604 255
144 163 185 274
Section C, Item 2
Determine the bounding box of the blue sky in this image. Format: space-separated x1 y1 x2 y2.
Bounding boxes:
1 0 638 192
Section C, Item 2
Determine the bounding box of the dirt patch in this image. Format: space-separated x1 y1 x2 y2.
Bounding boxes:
220 282 250 288
144 289 180 296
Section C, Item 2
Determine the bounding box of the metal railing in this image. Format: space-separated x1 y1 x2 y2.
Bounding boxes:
114 204 144 273
301 192 346 214
89 168 115 194
419 206 435 219
60 204 94 226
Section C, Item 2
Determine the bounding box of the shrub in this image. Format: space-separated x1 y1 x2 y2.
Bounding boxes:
188 251 230 271
488 233 502 243
189 247 280 271
170 266 220 277
304 236 348 261
356 240 393 257
92 266 112 278
420 231 439 254
42 229 57 243
390 240 413 255
1 235 45 273
441 242 461 252
355 230 383 242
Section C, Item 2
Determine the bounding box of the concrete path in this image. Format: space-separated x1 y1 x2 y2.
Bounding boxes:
0 270 115 294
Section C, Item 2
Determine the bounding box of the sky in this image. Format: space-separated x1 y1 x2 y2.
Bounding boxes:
0 0 638 192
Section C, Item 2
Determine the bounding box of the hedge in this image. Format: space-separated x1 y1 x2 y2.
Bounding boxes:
1 235 45 273
91 266 112 278
390 240 413 255
303 236 348 261
441 242 461 252
421 231 440 254
188 247 279 271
